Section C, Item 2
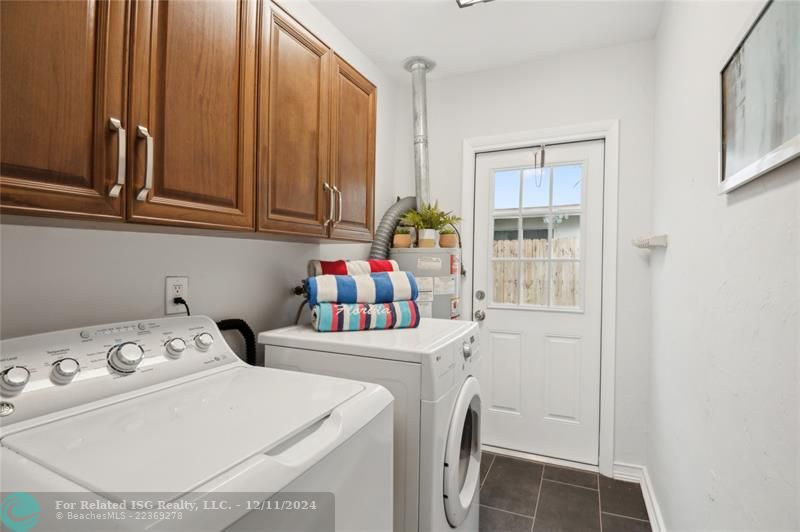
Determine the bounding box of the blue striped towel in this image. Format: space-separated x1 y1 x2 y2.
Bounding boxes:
306 271 418 308
311 301 421 332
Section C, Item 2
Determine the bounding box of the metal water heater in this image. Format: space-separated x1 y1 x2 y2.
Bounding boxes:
390 248 462 319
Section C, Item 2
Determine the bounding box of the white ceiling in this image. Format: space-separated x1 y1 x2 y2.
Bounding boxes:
309 0 664 82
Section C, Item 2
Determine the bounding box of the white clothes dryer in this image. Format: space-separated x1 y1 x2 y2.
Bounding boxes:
260 318 482 532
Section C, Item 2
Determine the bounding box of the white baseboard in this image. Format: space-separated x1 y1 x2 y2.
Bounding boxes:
613 462 666 532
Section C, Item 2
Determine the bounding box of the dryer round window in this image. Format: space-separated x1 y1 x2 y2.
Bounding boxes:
444 375 482 528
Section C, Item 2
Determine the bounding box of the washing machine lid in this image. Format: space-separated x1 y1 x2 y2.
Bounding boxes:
259 318 477 363
1 366 364 497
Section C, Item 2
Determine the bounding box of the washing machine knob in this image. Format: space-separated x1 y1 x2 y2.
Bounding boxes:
462 341 472 359
1 366 30 395
108 342 144 373
165 337 187 358
51 358 80 385
194 332 214 351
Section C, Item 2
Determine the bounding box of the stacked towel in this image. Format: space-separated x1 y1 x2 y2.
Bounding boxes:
304 264 420 333
312 301 421 332
306 271 418 308
307 259 399 277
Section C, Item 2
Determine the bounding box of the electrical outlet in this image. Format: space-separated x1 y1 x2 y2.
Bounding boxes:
165 276 189 315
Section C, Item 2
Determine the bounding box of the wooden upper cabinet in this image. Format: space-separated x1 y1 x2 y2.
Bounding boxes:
0 0 129 220
329 55 376 242
257 4 332 237
1 0 376 240
127 0 257 230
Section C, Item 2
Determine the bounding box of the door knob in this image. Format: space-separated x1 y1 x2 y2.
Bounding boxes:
474 310 486 321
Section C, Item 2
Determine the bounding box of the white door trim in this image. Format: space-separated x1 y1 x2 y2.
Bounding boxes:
461 120 619 476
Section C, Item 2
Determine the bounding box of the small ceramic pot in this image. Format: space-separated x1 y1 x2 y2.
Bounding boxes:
393 233 412 248
418 228 437 248
439 233 458 248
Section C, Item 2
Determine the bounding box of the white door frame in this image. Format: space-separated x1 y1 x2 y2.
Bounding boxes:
461 120 619 476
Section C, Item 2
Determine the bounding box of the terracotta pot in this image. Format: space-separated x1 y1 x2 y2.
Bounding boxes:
418 228 437 248
393 233 412 248
439 233 458 248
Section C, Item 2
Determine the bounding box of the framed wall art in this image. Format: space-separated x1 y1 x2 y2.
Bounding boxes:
719 0 800 193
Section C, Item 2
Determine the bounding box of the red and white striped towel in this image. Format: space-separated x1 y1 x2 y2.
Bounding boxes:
307 259 399 278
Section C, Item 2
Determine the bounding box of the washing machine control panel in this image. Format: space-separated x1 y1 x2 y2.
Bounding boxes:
0 316 238 425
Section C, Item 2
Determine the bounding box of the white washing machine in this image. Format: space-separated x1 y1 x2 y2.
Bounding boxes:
259 318 482 532
0 316 393 531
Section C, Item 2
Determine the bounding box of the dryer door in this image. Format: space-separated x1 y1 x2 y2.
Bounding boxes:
443 376 482 527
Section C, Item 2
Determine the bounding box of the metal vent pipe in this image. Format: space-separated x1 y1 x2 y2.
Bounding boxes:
368 56 436 259
403 56 435 208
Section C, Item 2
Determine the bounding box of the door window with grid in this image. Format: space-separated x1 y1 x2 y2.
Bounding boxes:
490 164 583 308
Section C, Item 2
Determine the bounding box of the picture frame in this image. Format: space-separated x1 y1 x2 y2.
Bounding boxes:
718 0 800 193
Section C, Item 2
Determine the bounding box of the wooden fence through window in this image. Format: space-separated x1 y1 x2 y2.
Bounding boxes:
492 237 579 306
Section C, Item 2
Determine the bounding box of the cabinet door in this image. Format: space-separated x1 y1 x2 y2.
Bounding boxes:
0 0 129 220
329 55 376 242
128 0 257 230
257 4 332 237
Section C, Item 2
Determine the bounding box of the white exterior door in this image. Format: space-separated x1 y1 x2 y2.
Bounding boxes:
473 140 604 464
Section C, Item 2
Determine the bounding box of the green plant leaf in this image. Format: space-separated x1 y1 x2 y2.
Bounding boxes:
401 201 462 231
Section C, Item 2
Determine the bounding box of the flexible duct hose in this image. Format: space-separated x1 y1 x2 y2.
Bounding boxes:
368 196 418 260
216 319 256 366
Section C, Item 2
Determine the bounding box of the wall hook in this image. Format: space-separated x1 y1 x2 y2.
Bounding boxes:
632 235 668 249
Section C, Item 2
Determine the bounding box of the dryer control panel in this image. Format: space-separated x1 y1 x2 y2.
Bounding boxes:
0 316 240 426
421 322 480 401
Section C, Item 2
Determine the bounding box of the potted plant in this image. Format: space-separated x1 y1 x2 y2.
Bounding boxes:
439 226 458 248
401 202 461 248
438 210 461 248
393 226 413 248
401 203 435 248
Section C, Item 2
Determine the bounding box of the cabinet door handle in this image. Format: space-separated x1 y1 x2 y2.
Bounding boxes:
323 182 334 226
333 185 343 225
107 118 126 198
136 126 153 201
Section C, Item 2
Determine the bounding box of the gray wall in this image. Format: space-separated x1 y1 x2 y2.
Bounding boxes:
0 222 317 339
649 1 799 529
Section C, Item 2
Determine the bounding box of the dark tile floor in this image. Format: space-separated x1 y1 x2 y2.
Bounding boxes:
479 452 651 532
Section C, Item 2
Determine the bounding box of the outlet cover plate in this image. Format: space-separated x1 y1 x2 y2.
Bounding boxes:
165 276 189 315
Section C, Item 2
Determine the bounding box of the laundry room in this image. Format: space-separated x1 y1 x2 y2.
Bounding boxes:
0 1 798 531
